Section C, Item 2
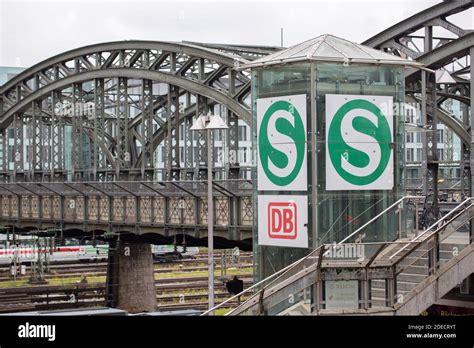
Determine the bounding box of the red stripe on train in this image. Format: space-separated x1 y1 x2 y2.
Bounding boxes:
0 247 81 255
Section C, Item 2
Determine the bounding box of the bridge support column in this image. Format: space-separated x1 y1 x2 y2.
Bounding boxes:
106 241 157 313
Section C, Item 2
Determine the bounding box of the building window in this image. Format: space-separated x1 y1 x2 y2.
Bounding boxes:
238 126 247 142
406 148 414 162
193 148 199 163
406 132 414 143
161 147 166 163
407 168 419 179
436 129 444 142
437 149 444 160
8 145 14 162
416 148 422 161
213 146 223 164
405 109 412 123
416 132 421 143
214 130 222 142
239 147 248 163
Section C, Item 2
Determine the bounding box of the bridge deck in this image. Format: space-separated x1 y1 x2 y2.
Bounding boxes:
0 181 253 242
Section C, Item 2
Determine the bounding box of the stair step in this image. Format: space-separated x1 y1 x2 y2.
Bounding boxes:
400 251 455 259
371 298 388 308
398 254 456 268
392 243 465 259
371 287 409 296
398 264 429 275
370 292 408 307
372 279 418 292
397 256 429 267
397 273 427 283
370 288 385 297
440 243 469 251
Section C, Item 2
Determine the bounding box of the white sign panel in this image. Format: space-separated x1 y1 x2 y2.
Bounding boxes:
258 195 308 248
326 94 394 191
325 280 359 309
257 94 307 191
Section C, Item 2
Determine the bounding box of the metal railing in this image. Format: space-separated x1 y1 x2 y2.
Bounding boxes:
215 196 473 315
389 196 473 260
202 195 425 315
0 180 254 231
338 195 424 244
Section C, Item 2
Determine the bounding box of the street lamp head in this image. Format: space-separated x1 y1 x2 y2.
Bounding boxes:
190 112 229 131
207 113 229 130
190 114 207 131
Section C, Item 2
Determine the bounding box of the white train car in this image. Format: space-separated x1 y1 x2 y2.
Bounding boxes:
152 245 199 262
0 245 109 265
0 243 198 265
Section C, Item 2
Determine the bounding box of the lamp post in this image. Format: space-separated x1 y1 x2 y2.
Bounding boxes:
190 111 228 314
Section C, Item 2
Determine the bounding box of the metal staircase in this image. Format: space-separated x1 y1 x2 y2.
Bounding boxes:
203 196 474 316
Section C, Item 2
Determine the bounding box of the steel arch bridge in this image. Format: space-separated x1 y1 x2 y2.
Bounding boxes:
0 41 283 247
0 0 472 246
0 41 265 182
363 0 474 206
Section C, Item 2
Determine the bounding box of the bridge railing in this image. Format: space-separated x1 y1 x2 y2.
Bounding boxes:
0 180 253 232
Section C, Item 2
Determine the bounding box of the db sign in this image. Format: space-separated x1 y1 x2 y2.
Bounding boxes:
258 195 308 248
268 202 297 239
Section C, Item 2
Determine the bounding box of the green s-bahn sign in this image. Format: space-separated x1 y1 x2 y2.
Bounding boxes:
257 94 307 191
326 94 394 191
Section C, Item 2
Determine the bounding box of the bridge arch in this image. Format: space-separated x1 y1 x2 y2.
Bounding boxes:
0 41 253 181
364 0 473 198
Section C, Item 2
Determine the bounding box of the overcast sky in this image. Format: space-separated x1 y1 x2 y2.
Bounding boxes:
0 0 471 68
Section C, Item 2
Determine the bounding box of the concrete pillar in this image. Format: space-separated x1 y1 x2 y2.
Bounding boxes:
106 241 157 313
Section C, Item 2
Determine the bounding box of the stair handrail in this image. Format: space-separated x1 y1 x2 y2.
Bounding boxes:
393 201 474 275
389 197 473 260
338 195 423 244
224 244 330 316
200 245 323 316
207 195 422 315
207 197 472 315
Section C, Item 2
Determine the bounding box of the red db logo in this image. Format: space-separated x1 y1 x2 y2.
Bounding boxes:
268 202 297 239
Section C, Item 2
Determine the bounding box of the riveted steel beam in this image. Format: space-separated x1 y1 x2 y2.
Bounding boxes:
71 83 84 181
363 0 473 48
141 79 154 179
0 69 250 129
116 77 129 180
93 78 106 180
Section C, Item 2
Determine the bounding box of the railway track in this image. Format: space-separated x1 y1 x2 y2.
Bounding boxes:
0 252 252 277
0 250 254 314
156 301 240 312
0 276 253 314
0 254 253 273
0 263 253 281
0 253 253 314
0 251 252 269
